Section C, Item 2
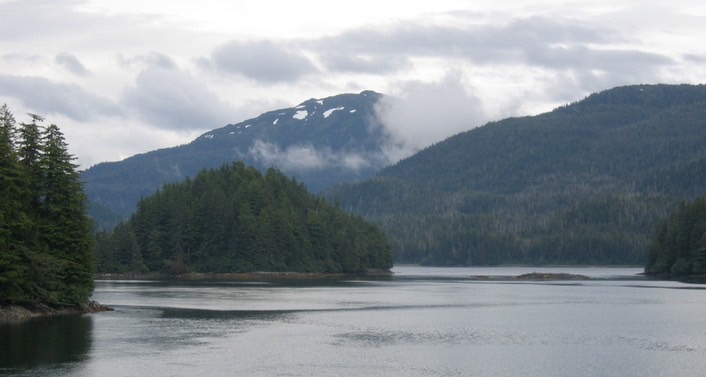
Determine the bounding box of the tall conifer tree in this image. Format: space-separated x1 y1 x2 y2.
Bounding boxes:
40 124 95 303
16 113 44 225
0 105 31 302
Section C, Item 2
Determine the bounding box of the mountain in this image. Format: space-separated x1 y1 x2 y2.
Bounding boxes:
82 91 390 229
325 84 706 266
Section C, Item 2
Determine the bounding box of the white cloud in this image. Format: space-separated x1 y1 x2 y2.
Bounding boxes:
248 140 378 172
376 72 487 156
121 65 233 131
72 119 203 169
55 53 89 76
0 74 121 121
209 40 317 83
118 52 177 70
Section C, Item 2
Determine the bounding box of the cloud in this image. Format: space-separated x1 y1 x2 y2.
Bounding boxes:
0 0 176 50
248 140 377 172
524 45 673 73
0 0 93 42
55 53 89 76
320 53 410 74
314 16 610 61
0 74 121 121
375 72 487 156
121 65 233 131
683 53 706 63
118 52 177 70
311 15 674 83
1 53 43 65
209 40 317 83
52 112 205 168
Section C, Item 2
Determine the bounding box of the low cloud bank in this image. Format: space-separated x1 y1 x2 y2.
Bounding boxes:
249 140 383 172
374 72 489 163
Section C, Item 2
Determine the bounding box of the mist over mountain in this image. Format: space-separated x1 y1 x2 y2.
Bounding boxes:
82 91 398 229
325 84 706 266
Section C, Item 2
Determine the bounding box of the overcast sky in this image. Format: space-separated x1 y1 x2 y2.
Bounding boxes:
1 0 705 168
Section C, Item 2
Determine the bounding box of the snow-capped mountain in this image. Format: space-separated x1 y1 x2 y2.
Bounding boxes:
82 90 392 229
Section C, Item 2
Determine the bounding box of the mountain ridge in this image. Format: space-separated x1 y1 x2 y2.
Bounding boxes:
82 90 390 229
325 84 706 265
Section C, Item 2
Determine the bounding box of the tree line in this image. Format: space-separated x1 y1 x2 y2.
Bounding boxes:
646 197 706 280
0 105 94 306
95 162 393 274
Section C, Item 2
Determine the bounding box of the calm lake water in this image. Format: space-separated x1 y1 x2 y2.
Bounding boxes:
2 266 705 377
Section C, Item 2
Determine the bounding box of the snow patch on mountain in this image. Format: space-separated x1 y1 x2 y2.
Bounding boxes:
323 107 345 118
293 110 308 120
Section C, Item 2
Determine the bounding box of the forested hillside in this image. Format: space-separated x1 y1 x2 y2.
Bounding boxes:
95 162 393 274
0 105 94 306
82 91 388 230
325 84 706 265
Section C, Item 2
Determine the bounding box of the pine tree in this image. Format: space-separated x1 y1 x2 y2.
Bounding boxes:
0 105 32 303
0 104 21 242
16 113 45 230
39 124 95 303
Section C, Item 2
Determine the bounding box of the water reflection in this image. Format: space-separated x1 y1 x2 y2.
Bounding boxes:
3 267 706 377
0 315 92 369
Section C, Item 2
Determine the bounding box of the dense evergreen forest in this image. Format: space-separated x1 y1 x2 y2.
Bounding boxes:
0 105 94 306
95 162 393 274
326 84 706 266
646 197 706 280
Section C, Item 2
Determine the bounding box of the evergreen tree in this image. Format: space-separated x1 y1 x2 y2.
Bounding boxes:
39 124 95 303
0 104 20 243
0 105 32 302
0 106 95 306
16 114 45 219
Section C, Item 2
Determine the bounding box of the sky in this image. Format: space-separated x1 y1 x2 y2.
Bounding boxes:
1 0 705 169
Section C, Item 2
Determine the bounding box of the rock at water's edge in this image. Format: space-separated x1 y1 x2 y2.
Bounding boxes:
515 272 590 281
0 300 113 322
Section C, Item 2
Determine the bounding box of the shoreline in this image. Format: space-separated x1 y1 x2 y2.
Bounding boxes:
95 269 393 281
0 300 114 323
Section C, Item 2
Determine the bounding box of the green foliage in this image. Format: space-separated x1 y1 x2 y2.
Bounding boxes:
326 84 706 265
0 106 94 306
95 163 393 274
645 197 706 279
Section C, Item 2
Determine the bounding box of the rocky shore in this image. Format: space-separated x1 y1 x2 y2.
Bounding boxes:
514 272 591 281
0 300 113 322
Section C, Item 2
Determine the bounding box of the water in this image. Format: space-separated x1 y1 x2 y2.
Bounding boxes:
2 266 705 377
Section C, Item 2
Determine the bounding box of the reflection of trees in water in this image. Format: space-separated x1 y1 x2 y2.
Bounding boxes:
0 315 93 368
